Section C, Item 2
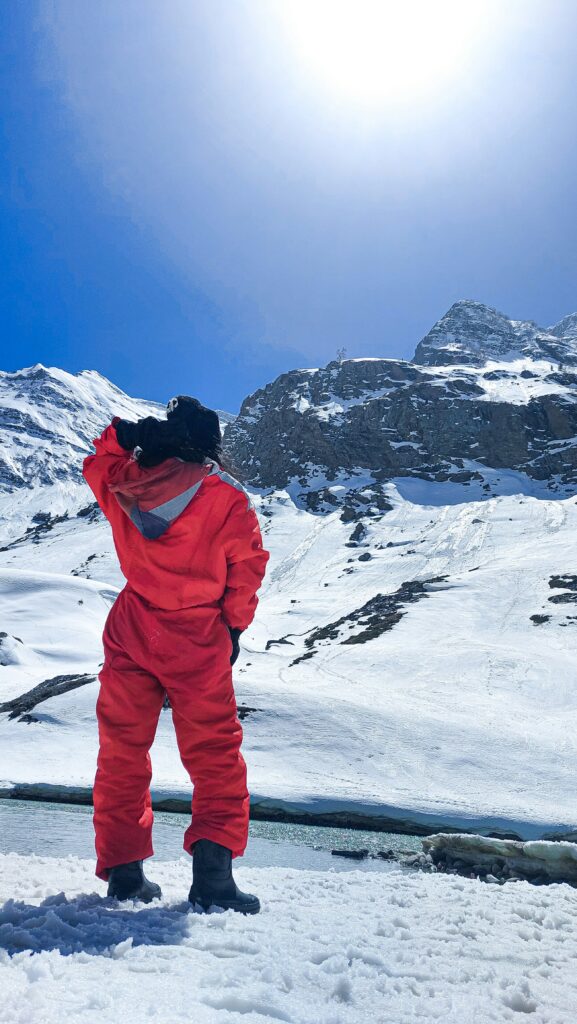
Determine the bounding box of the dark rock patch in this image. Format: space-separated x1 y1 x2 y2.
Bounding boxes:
549 574 577 591
0 511 69 552
331 848 369 860
0 673 96 721
346 522 367 547
290 577 447 665
71 553 99 578
265 637 295 650
76 502 102 522
237 704 260 720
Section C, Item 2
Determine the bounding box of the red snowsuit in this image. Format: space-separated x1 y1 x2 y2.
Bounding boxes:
83 419 269 880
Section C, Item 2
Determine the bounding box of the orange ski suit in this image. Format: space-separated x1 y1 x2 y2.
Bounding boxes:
83 419 269 879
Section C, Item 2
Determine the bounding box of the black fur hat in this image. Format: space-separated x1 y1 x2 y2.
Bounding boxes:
166 395 222 463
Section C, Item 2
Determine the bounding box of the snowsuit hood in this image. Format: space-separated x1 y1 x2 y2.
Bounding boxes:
107 457 210 540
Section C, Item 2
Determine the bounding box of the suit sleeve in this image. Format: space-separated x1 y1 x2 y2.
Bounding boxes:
220 491 269 631
82 417 132 515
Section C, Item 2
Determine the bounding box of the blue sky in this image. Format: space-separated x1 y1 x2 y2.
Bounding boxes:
1 1 576 412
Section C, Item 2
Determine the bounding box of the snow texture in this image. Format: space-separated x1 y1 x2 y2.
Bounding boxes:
2 852 577 1023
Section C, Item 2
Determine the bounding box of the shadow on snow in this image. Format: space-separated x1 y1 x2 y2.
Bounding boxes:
0 891 199 956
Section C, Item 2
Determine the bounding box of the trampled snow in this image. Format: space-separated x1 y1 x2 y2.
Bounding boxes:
2 852 577 1023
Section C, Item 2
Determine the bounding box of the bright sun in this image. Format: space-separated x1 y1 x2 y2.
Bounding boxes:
279 0 492 106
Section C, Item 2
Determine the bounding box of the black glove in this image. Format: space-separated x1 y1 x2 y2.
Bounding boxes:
229 627 242 666
115 417 175 452
115 418 139 451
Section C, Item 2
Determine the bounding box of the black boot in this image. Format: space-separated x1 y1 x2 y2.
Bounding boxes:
107 860 162 903
188 839 260 914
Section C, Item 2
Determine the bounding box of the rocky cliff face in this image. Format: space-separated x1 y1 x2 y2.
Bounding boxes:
224 302 577 515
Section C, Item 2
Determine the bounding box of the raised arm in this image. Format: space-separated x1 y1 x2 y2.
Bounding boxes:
82 417 133 514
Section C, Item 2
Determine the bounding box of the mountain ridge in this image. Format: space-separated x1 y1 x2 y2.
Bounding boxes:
413 299 577 367
2 297 577 519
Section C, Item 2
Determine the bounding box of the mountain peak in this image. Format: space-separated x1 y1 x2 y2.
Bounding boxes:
548 312 577 340
413 301 577 367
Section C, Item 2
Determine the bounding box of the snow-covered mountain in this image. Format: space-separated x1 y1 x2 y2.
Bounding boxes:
0 364 234 548
413 299 577 367
0 364 164 493
226 305 577 513
1 304 577 840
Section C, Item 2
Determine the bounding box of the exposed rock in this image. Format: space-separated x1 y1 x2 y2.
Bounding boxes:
237 704 261 720
0 511 70 552
265 636 295 650
0 633 25 666
331 848 369 860
549 574 577 591
0 673 96 720
76 502 102 522
290 578 447 665
224 310 577 509
345 522 367 547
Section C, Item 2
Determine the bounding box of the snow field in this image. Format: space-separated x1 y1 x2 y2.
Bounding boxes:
2 853 577 1023
1 489 577 836
0 569 115 701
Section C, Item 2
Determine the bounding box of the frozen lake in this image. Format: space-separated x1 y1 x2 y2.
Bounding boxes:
0 799 421 873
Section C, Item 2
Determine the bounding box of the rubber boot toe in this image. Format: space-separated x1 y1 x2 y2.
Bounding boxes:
188 883 260 915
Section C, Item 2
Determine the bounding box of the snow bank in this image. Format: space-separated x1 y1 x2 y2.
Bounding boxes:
423 833 577 884
2 853 577 1022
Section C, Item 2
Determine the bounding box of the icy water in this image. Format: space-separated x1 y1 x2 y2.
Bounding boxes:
0 799 421 873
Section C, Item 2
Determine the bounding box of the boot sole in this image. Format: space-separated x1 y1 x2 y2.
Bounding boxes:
108 887 162 903
188 891 260 915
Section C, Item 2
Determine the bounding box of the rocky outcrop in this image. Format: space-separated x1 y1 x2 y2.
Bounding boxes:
287 578 448 667
0 672 96 721
224 349 577 510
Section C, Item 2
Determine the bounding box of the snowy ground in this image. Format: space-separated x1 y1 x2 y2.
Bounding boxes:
2 853 577 1024
1 483 577 838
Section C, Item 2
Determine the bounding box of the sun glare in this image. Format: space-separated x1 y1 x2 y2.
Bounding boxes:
279 0 492 106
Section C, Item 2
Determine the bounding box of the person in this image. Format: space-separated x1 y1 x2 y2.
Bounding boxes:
82 395 269 913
